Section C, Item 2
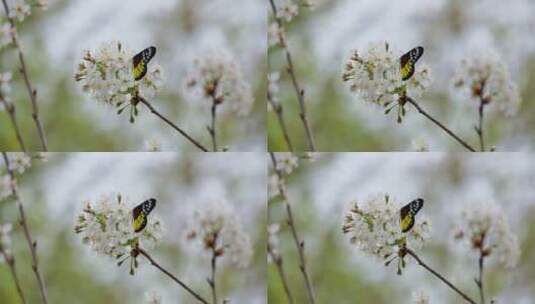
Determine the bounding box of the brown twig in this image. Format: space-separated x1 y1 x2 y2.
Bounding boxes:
269 152 316 304
268 90 294 152
2 0 48 151
137 247 209 304
208 101 218 152
406 97 476 152
269 0 316 151
268 241 295 304
0 246 27 304
138 97 208 152
2 152 49 304
476 254 485 304
475 101 486 152
406 248 477 304
208 246 219 304
0 96 27 152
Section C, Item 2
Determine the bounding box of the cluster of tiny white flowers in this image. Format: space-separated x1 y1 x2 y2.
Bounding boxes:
0 22 12 49
0 223 13 263
144 291 162 304
412 290 430 304
8 1 31 22
268 174 284 199
75 41 164 121
74 194 164 260
268 22 284 47
0 174 13 201
451 51 521 117
8 153 31 174
183 200 253 268
342 194 431 261
274 152 299 175
342 42 432 122
276 0 299 22
451 201 520 269
267 71 280 110
184 50 254 117
0 72 12 95
144 138 162 152
267 223 281 263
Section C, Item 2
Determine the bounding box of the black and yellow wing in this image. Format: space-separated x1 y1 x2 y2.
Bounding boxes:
132 198 156 233
399 198 423 233
400 46 424 81
132 46 157 81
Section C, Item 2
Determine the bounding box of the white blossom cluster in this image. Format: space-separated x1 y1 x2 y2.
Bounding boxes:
412 290 430 304
267 71 280 110
0 21 12 49
342 194 431 262
74 41 164 121
144 291 162 304
268 22 284 47
0 72 12 99
451 201 520 269
183 200 252 268
267 223 281 263
0 223 13 263
274 152 299 175
268 173 284 200
5 0 47 23
275 0 315 23
184 50 254 117
342 42 432 122
144 138 162 152
451 51 521 117
1 153 32 201
74 194 164 261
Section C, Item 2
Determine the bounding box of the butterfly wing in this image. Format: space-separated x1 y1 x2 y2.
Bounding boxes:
132 198 157 233
400 46 424 81
399 198 424 233
132 46 157 81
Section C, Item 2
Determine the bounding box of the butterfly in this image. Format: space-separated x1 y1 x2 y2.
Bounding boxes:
132 46 157 81
132 198 156 233
399 198 424 233
400 46 424 81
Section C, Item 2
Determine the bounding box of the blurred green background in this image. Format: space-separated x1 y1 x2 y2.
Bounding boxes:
0 153 266 303
268 0 535 151
268 153 535 303
1 0 265 151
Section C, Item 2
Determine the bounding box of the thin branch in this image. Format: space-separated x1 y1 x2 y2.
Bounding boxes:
270 152 316 304
208 247 218 304
2 152 48 304
406 97 476 152
268 91 294 152
138 97 208 152
406 249 477 304
269 0 316 151
268 244 295 304
2 0 48 151
208 101 218 152
0 96 27 152
475 101 486 152
0 247 27 304
476 254 485 304
137 248 209 304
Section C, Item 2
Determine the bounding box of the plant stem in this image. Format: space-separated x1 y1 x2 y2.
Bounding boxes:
138 97 208 152
476 253 486 304
2 152 49 304
268 243 295 304
0 247 27 304
209 247 218 304
270 153 316 304
2 0 48 151
268 0 316 151
406 98 476 152
208 101 218 152
406 249 477 304
268 91 294 152
476 101 486 152
0 96 27 152
137 248 209 304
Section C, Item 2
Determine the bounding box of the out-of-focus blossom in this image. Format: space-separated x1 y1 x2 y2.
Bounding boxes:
144 291 162 304
8 1 31 22
0 72 12 96
342 42 432 123
274 152 298 175
0 223 13 263
343 194 431 274
268 174 284 199
411 137 429 152
412 290 430 304
303 152 319 162
451 51 521 117
276 0 299 22
144 138 162 152
74 194 164 273
184 50 254 117
267 223 281 263
0 22 13 49
9 153 31 174
35 0 49 10
268 22 284 47
184 200 252 268
75 41 165 122
0 174 14 201
451 201 520 269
